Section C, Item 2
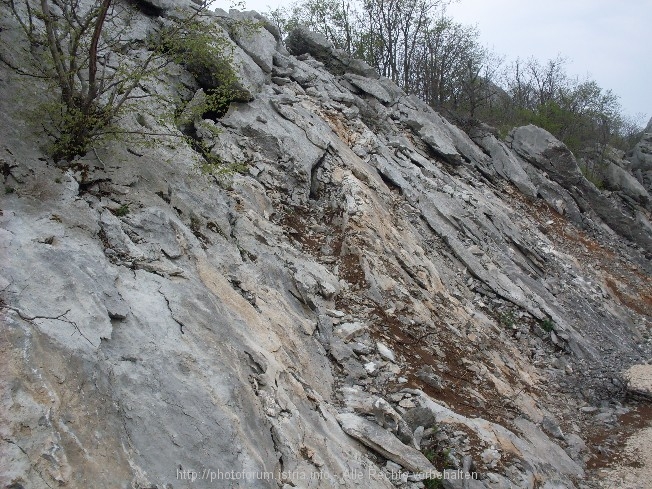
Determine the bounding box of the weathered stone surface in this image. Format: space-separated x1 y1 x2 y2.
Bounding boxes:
601 157 649 204
344 73 403 104
473 132 538 197
230 42 269 96
624 364 652 399
376 342 396 362
405 115 465 166
564 433 587 462
227 10 277 73
509 125 652 251
541 481 573 489
285 26 333 61
334 321 367 340
509 126 577 173
417 393 583 485
416 365 445 390
337 413 438 474
402 408 438 432
630 118 652 194
286 26 378 78
135 0 191 14
541 416 565 440
574 146 650 210
443 473 488 489
2 7 652 489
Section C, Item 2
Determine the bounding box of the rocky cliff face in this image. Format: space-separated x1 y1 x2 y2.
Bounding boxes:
630 117 652 197
1 4 651 489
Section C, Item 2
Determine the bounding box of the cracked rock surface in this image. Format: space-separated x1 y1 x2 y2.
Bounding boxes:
1 4 651 489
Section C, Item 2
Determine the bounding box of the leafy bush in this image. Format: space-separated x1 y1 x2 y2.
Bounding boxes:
540 318 555 333
424 477 444 489
580 165 605 189
156 17 249 120
4 0 244 163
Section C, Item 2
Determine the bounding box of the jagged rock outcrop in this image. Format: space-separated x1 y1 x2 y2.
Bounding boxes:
631 117 652 195
591 150 649 205
1 4 651 489
136 0 193 14
507 125 652 251
337 413 438 474
285 26 378 79
471 128 538 198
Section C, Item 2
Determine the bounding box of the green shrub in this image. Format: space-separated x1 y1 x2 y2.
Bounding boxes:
114 204 130 217
499 311 516 328
157 17 249 120
424 476 444 488
423 449 436 463
540 318 555 332
6 0 244 163
579 165 605 189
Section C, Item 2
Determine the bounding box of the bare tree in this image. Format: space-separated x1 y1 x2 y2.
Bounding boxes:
269 0 642 151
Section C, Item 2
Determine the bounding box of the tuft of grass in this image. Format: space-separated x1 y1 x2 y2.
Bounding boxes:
499 311 516 328
580 165 605 189
424 449 436 463
114 204 130 217
424 477 444 489
540 318 555 332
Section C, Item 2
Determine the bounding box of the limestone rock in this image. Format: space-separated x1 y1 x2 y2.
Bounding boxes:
405 115 465 166
337 413 439 474
416 365 445 390
227 10 277 73
603 159 649 203
376 342 396 362
417 392 583 484
2 7 652 489
473 132 537 198
344 73 403 104
624 364 652 399
580 148 649 205
630 119 652 194
285 27 333 63
286 26 378 78
541 416 565 440
509 125 652 251
334 321 367 341
135 0 191 14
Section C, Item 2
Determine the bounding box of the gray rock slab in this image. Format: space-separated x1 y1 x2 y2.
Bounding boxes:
474 133 537 197
334 322 367 341
509 125 652 251
337 413 438 474
228 11 277 73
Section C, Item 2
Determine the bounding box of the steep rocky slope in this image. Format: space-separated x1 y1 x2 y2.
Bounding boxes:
630 117 652 196
1 4 651 489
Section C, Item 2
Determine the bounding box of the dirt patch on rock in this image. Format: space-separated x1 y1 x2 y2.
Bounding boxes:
592 403 652 488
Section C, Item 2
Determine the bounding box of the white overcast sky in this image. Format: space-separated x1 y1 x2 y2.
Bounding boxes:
237 0 650 122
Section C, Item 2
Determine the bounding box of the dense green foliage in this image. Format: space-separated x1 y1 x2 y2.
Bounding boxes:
158 17 246 119
269 0 645 154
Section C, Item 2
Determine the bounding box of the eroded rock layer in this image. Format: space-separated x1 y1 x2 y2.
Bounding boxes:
1 5 651 489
